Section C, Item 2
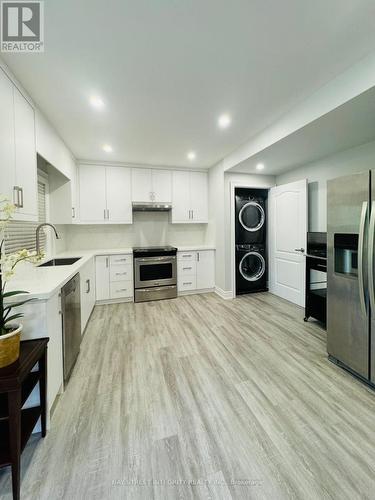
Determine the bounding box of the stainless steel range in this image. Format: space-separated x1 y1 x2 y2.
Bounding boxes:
133 246 177 302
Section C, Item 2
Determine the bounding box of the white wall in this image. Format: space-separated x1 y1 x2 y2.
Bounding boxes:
208 161 226 291
276 139 375 231
63 212 209 250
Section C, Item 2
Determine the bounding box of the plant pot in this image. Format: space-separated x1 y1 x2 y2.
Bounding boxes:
0 324 23 369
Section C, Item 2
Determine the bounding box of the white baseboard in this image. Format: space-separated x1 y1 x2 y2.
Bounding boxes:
215 287 233 300
178 288 215 296
96 297 133 305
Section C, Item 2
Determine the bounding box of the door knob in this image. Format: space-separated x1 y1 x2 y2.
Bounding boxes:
294 248 305 253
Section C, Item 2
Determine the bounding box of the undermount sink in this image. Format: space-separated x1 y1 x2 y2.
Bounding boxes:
38 257 82 267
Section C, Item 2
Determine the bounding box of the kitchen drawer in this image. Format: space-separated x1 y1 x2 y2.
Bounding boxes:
110 281 133 299
178 260 197 276
110 264 132 282
178 276 196 292
177 251 197 262
110 254 132 266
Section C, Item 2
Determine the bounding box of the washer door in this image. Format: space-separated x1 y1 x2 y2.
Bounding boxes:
239 201 265 232
239 252 266 282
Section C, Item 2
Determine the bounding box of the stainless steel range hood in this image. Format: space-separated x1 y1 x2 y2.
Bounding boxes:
132 202 172 212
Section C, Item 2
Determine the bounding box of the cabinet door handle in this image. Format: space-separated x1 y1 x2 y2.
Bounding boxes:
106 257 109 268
104 209 107 220
13 186 19 207
107 209 110 219
86 279 90 293
197 252 200 262
191 210 194 220
72 207 75 219
19 188 24 208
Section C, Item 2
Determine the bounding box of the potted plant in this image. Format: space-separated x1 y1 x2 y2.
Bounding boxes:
0 197 43 369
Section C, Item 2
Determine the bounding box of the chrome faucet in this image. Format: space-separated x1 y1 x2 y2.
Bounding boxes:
36 223 60 255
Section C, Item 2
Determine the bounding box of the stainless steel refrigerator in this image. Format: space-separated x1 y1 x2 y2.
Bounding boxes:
327 171 375 385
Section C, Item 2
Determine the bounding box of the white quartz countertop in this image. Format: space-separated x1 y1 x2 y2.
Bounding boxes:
7 245 215 301
176 245 215 252
7 248 133 301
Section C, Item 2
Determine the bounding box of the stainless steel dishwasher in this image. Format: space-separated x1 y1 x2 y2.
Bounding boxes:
61 273 82 383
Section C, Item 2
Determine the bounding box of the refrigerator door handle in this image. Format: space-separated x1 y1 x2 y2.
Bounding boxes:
358 201 368 316
368 201 375 314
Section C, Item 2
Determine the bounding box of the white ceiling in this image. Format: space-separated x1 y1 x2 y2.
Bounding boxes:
2 0 375 169
230 86 375 176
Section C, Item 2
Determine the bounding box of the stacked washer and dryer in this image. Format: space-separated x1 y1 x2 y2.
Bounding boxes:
235 188 268 295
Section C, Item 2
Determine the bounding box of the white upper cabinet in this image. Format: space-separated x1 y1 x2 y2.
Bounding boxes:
78 165 132 224
131 168 172 203
0 69 15 205
79 165 106 223
152 170 172 202
13 87 37 220
106 167 132 222
172 171 190 222
172 170 208 223
132 168 151 202
0 69 37 221
190 172 208 223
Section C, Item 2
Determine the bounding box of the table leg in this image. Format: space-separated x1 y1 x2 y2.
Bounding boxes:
39 348 48 437
8 389 21 500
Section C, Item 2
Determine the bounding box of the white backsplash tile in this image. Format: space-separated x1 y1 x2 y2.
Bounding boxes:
64 212 209 250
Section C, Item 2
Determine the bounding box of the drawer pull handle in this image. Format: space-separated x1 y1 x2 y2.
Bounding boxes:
183 267 192 270
183 282 192 285
117 289 128 292
182 254 192 258
116 272 127 276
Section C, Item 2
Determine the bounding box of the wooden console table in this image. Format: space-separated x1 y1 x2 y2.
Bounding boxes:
0 338 49 500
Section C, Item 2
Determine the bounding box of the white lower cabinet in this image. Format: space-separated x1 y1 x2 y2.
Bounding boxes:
177 250 215 293
110 281 133 300
196 250 215 290
96 254 133 301
17 292 63 426
80 257 96 333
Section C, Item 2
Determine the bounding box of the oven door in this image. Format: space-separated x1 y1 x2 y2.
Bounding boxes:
134 256 177 288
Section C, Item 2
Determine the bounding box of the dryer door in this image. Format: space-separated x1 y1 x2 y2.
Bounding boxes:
239 252 266 282
239 201 265 232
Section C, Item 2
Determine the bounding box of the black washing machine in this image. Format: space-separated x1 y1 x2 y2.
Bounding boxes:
236 244 268 295
235 188 268 244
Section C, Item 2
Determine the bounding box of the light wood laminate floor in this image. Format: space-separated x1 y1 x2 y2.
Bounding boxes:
1 292 375 499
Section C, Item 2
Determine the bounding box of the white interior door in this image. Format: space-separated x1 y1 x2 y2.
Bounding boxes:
269 179 307 306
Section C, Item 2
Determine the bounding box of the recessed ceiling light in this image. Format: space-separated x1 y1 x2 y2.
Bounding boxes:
187 151 196 161
218 114 231 129
90 96 104 109
256 163 265 171
102 144 113 153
